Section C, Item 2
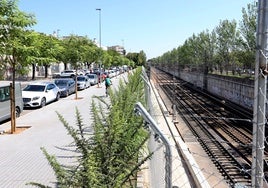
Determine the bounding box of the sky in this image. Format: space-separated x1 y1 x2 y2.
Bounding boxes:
18 0 254 59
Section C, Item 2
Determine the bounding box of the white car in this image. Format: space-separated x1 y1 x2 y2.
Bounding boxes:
108 69 116 77
22 82 60 108
60 70 76 78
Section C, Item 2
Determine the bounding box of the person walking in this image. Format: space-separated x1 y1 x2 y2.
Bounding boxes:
104 75 112 97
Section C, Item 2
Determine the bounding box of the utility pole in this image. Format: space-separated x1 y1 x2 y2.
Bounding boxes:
252 0 268 187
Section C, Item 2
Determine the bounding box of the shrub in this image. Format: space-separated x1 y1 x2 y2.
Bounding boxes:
28 67 152 188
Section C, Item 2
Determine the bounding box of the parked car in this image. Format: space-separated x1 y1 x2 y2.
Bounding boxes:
86 74 98 85
54 78 75 97
60 70 76 78
108 69 116 77
76 76 90 90
52 72 61 78
22 82 60 108
0 82 23 123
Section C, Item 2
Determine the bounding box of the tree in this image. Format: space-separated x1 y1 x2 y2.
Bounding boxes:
61 35 94 98
239 1 257 71
38 33 61 78
215 19 240 74
194 30 216 72
178 39 195 66
126 51 147 67
102 50 113 68
83 40 99 69
126 52 138 65
0 0 36 133
137 50 147 67
26 32 61 80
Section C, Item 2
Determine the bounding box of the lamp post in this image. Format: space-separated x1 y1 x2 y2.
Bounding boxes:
96 8 101 48
96 8 102 88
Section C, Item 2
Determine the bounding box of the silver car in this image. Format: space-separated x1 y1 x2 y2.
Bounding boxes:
54 78 75 97
86 74 98 85
0 82 23 122
76 76 90 90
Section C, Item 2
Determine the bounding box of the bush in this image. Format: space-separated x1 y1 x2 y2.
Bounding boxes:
28 67 152 188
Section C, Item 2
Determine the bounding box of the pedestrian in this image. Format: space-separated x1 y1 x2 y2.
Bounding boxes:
105 75 112 96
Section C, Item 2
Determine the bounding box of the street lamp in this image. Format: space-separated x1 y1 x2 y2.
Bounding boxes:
96 8 102 87
96 8 101 48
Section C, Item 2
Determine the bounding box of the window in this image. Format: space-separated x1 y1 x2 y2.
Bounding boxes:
47 84 55 90
23 85 45 92
0 86 10 102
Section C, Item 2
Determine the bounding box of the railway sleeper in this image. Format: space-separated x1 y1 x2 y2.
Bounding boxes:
216 158 236 162
229 179 251 185
228 177 250 183
223 168 245 173
223 172 250 180
215 165 241 173
211 155 233 160
231 174 251 179
218 163 243 168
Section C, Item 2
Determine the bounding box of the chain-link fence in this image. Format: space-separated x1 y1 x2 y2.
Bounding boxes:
139 67 198 188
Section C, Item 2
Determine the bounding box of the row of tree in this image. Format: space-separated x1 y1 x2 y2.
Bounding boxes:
0 0 147 132
0 0 147 81
150 1 257 76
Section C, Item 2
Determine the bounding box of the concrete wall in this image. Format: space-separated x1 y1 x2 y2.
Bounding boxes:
161 66 255 111
206 75 254 110
180 71 204 89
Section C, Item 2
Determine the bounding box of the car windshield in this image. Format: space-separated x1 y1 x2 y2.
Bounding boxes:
88 75 94 78
93 72 100 75
55 80 68 86
77 77 85 81
23 85 45 92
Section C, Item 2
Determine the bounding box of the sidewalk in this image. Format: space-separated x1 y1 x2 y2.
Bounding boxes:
0 73 127 187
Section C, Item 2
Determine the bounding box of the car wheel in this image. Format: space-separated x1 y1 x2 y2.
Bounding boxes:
40 98 46 108
65 90 69 97
15 107 21 117
56 93 60 101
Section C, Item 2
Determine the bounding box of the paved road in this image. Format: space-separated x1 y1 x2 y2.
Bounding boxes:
0 73 127 187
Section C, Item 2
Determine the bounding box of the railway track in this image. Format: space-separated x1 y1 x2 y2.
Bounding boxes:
150 68 268 187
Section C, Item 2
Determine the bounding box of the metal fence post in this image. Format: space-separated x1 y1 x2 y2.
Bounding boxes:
134 102 172 188
252 1 268 187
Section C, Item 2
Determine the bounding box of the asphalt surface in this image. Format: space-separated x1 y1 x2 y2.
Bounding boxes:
0 73 127 187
